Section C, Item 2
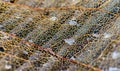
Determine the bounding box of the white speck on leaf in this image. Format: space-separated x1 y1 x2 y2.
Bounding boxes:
5 64 12 69
23 50 28 54
92 33 99 37
68 20 77 25
16 16 21 19
72 0 80 5
50 16 57 21
64 38 75 45
43 63 50 67
109 67 120 71
70 56 76 60
29 39 33 43
0 25 3 29
28 17 33 21
103 33 112 39
112 51 120 59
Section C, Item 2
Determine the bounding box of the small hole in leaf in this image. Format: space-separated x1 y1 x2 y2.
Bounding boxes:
0 47 4 52
10 0 15 3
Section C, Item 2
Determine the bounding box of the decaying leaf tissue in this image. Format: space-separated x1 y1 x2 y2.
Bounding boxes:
0 0 120 71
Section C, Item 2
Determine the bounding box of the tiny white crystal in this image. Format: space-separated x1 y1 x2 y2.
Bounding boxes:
92 33 99 37
43 63 50 67
64 38 75 45
72 0 80 5
103 33 112 39
70 56 76 60
0 25 3 28
16 16 21 19
28 17 33 21
109 67 120 71
50 16 57 21
112 51 120 59
29 39 33 43
5 64 12 69
23 50 28 54
68 20 77 25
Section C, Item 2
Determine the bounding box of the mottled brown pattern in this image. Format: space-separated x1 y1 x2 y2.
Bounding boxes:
0 0 120 71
